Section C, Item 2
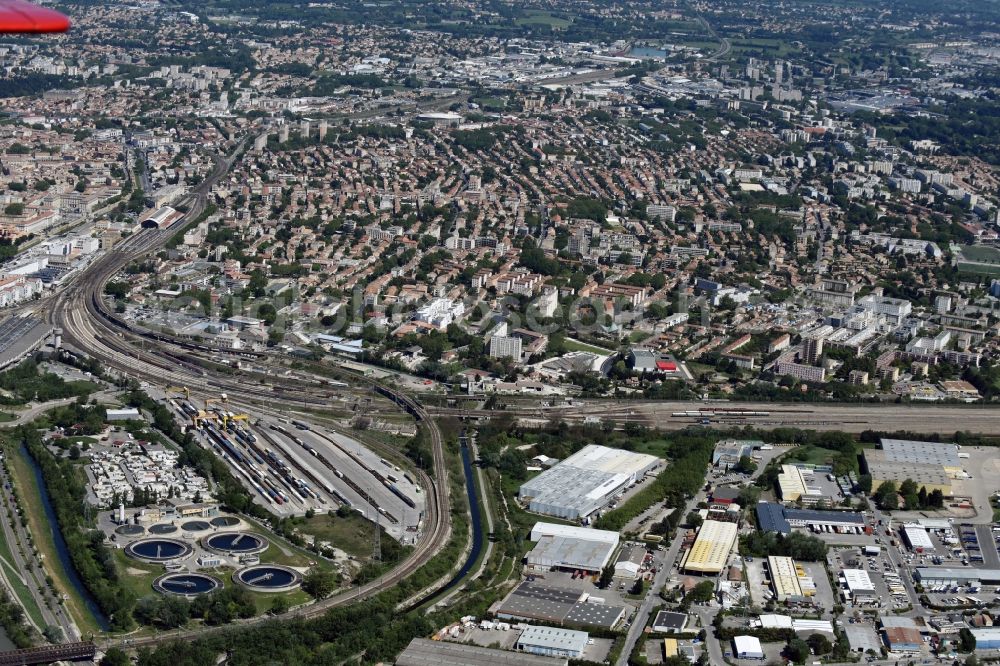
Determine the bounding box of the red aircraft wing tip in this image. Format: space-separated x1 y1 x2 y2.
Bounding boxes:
0 0 70 33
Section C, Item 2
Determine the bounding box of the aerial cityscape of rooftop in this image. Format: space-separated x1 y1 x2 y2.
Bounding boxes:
0 0 997 664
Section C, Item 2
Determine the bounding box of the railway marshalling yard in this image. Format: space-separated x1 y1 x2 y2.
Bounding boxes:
455 399 1000 435
165 395 426 543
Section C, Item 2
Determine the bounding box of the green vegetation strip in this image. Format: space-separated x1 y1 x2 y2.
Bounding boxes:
0 521 45 628
6 442 103 636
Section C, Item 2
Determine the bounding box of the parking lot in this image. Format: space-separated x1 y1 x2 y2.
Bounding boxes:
950 447 1000 523
741 557 835 614
829 547 912 610
538 568 641 611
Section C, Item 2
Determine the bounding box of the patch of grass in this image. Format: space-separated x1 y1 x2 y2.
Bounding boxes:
959 245 1000 263
729 38 801 57
628 438 673 458
7 447 102 636
471 96 507 112
0 412 15 423
258 541 315 568
249 587 311 615
783 445 836 467
685 362 715 379
564 338 614 355
240 515 340 570
111 549 159 600
295 511 379 560
515 10 572 28
0 522 45 627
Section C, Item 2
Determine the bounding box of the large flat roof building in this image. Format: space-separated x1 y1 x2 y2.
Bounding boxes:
766 556 804 602
396 638 567 666
841 569 876 603
732 636 764 660
683 520 738 574
844 625 882 654
881 617 922 652
901 525 934 552
879 438 961 469
518 445 660 520
756 503 865 535
516 626 588 659
863 438 961 496
914 567 1000 586
971 628 1000 650
756 502 792 534
652 611 689 633
526 523 620 573
712 439 761 468
777 465 821 503
529 523 619 545
495 581 626 629
864 451 953 496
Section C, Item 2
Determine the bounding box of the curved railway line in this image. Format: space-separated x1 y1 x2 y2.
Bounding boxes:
42 144 453 651
53 233 453 650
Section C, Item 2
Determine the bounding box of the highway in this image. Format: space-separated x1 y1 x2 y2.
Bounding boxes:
695 14 731 62
37 136 455 651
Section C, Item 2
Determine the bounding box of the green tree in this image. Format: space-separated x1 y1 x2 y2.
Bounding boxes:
302 568 336 599
100 648 130 666
686 580 715 604
786 638 811 664
269 595 290 615
959 627 976 653
807 633 832 655
872 480 899 510
734 455 757 474
598 565 614 589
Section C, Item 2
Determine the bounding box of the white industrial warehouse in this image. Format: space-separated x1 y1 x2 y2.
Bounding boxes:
526 522 620 573
518 445 660 519
516 625 589 659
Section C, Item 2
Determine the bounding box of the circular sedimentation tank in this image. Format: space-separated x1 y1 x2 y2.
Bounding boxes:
153 573 221 597
115 524 144 536
234 565 301 592
210 516 241 528
125 538 193 563
181 520 211 532
149 523 178 535
204 532 268 555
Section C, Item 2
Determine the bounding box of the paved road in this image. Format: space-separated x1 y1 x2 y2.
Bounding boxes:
976 524 1000 569
695 14 731 62
0 458 78 641
615 489 707 666
0 398 89 429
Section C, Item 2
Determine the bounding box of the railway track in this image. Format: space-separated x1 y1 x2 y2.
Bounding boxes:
44 144 454 650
